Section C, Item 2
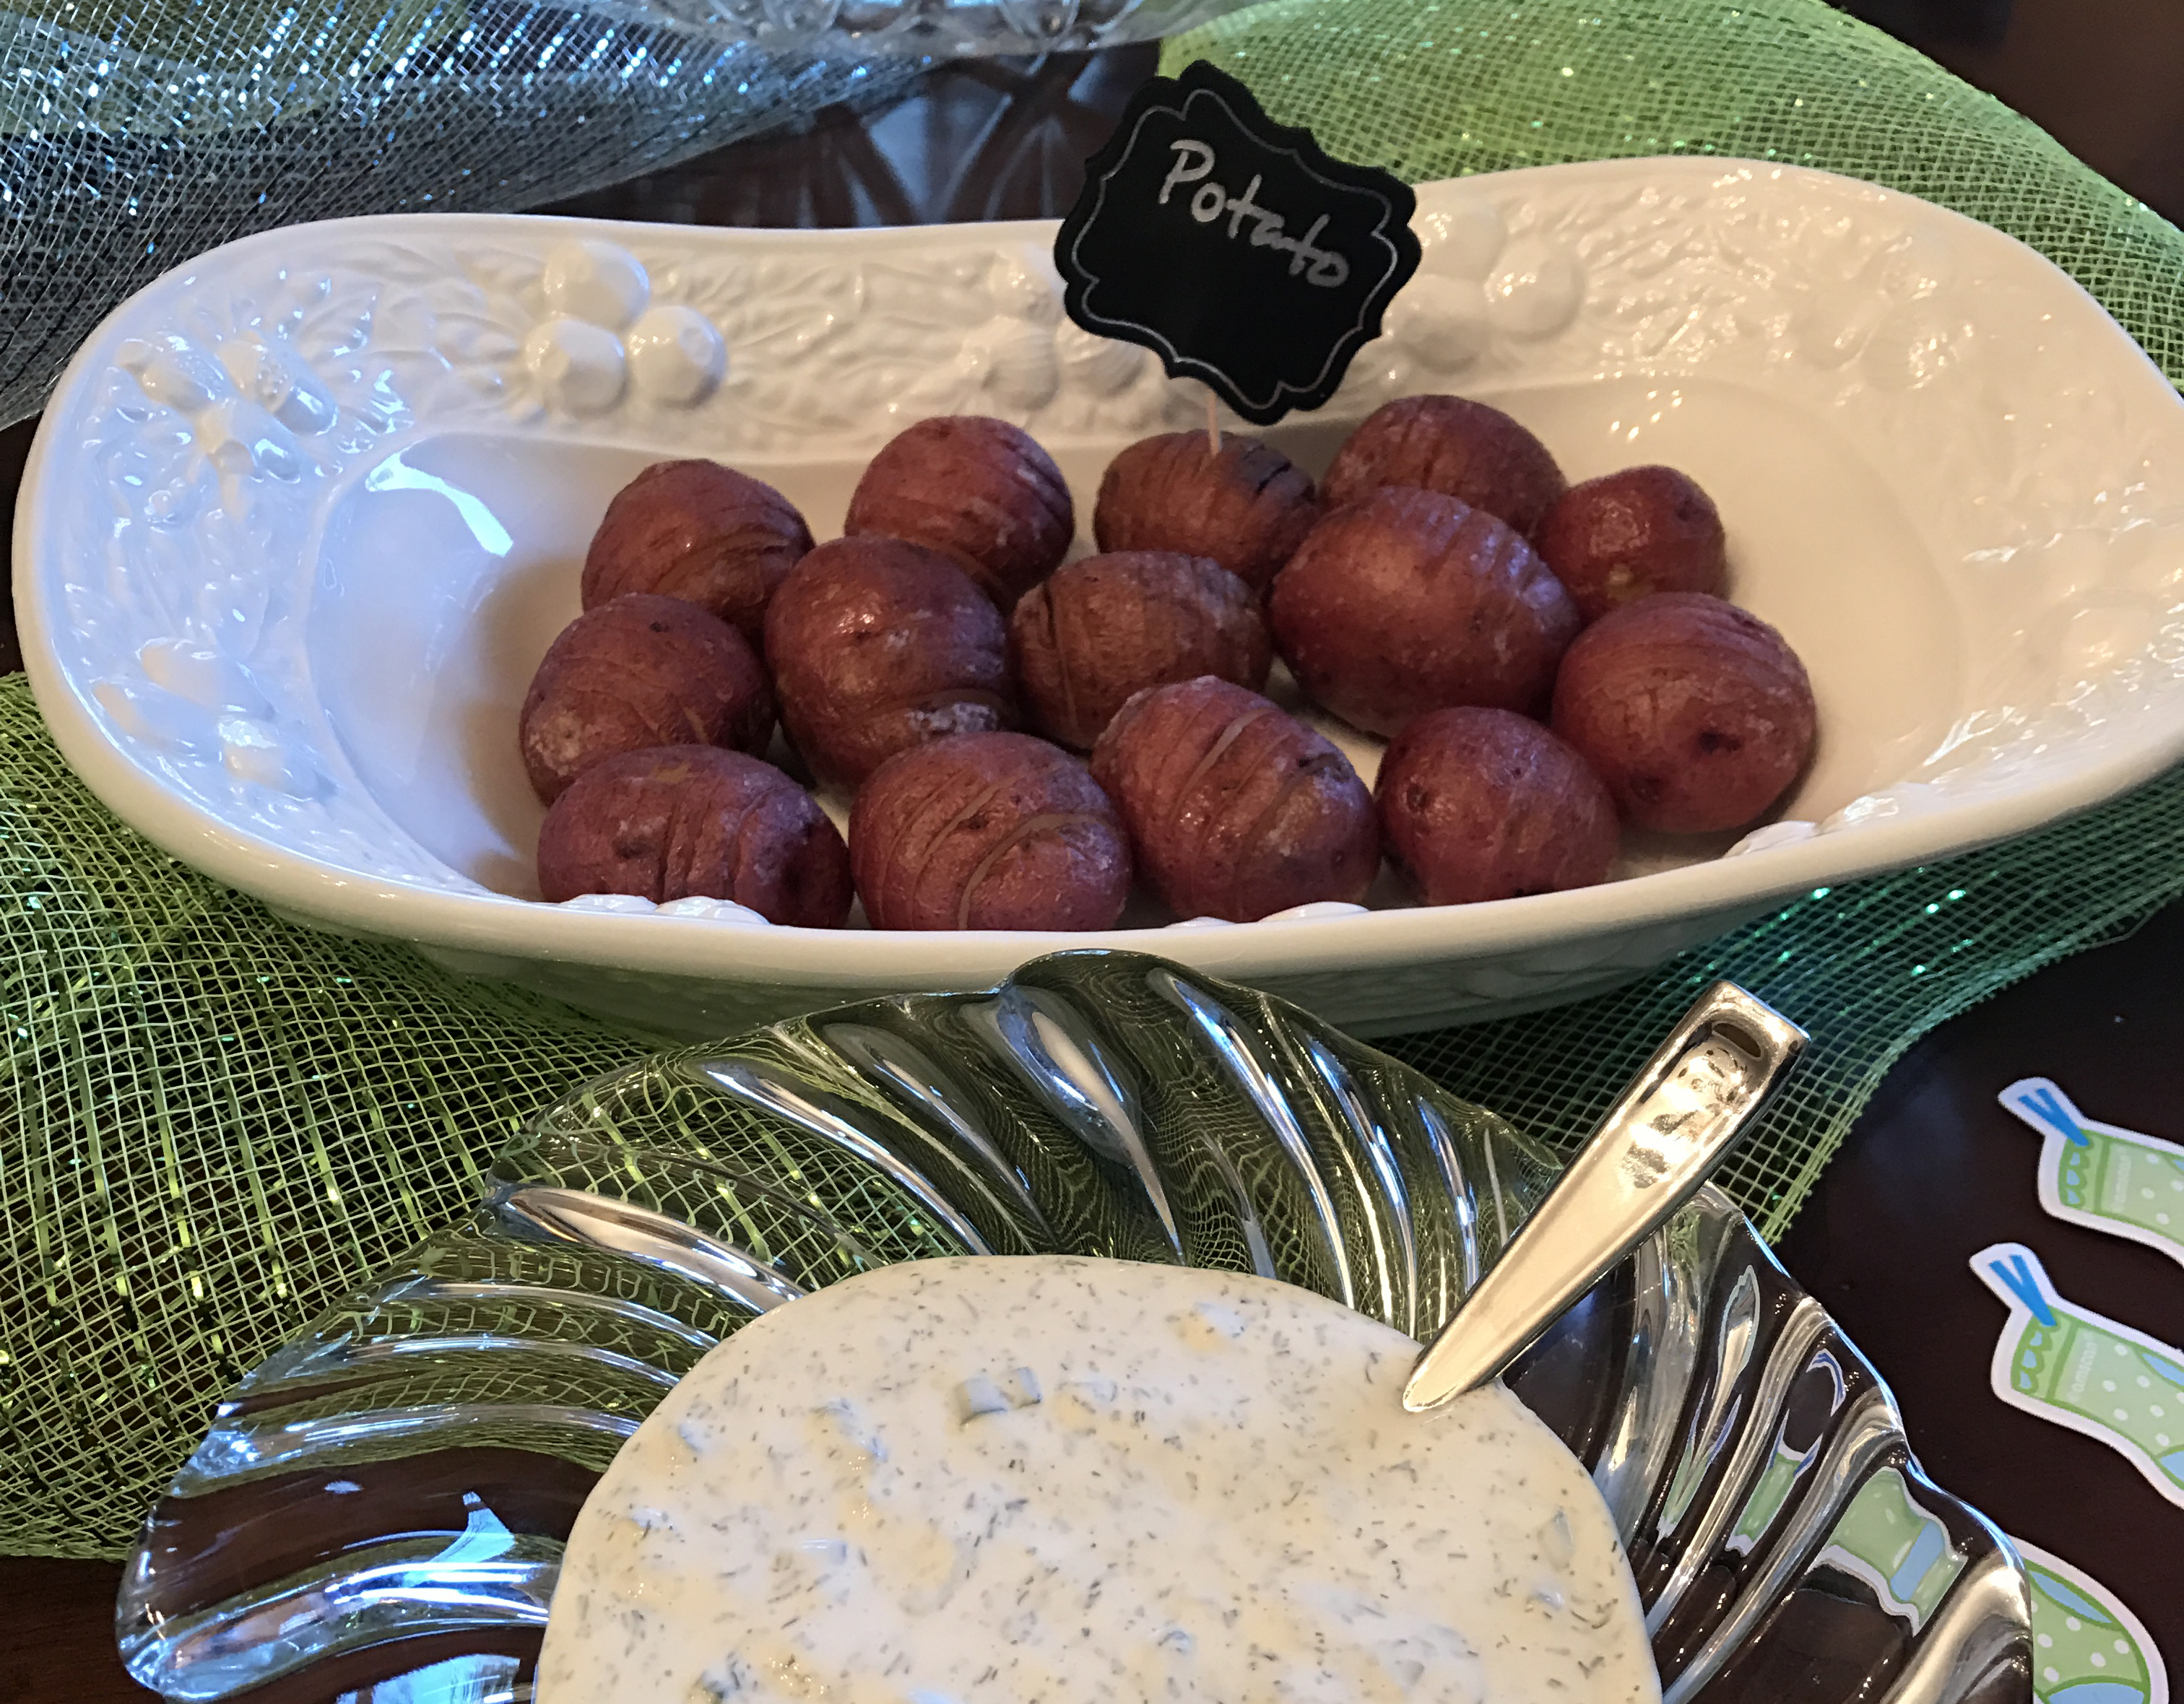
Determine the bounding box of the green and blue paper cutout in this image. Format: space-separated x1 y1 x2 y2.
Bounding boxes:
1973 1241 2184 1508
1971 1082 2173 1695
2017 1539 2168 1704
2001 1078 2184 1269
1814 1465 1965 1627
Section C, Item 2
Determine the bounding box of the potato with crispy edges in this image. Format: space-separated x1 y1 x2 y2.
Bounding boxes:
850 732 1131 931
765 536 1018 791
1092 432 1319 595
1010 551 1271 752
1090 677 1378 922
1321 395 1567 538
1377 708 1618 905
846 416 1074 611
537 745 852 926
520 594 774 804
581 460 814 651
1552 592 1816 833
1270 487 1580 736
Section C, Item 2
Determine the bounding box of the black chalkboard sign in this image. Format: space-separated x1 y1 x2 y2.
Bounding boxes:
1054 61 1421 427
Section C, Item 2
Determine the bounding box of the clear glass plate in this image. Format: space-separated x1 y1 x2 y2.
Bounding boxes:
118 949 2031 1703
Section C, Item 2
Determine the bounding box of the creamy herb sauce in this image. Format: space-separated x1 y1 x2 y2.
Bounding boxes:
540 1257 1659 1704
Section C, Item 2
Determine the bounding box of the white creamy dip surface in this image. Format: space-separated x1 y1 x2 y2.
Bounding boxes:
538 1256 1660 1704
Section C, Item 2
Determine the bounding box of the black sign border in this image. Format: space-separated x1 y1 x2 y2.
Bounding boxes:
1055 59 1423 427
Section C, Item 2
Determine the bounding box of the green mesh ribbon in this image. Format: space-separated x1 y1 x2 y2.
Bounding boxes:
1161 0 2184 385
9 0 2184 1560
0 676 653 1558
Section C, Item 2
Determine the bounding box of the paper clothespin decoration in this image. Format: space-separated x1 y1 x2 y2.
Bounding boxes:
1972 1241 2184 1509
2016 1538 2169 1704
2000 1078 2184 1269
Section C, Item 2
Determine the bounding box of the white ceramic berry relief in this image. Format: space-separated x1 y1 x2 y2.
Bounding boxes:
20 158 2184 1038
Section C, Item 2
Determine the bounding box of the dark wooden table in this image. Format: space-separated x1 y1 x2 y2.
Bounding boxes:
7 3 2184 1696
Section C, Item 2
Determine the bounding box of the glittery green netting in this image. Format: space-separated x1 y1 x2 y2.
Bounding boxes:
10 0 2184 1559
1163 0 2184 391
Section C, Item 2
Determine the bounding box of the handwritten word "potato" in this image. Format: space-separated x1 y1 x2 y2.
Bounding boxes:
1157 141 1351 289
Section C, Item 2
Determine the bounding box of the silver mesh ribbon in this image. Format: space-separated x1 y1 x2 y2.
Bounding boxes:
0 0 1247 428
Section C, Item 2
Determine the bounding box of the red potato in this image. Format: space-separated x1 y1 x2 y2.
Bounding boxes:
1536 466 1728 624
1320 395 1567 538
581 460 814 650
520 594 774 804
1270 487 1581 736
1552 592 1816 834
1376 708 1619 905
845 416 1074 610
1010 552 1272 751
1092 432 1320 595
1089 677 1378 922
850 733 1132 931
537 745 852 926
763 536 1018 790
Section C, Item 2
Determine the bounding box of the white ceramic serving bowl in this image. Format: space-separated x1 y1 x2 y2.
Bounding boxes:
21 157 2184 1038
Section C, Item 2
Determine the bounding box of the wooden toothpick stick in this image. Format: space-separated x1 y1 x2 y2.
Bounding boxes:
1205 386 1222 456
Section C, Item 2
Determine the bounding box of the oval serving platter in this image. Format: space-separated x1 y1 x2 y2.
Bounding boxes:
119 952 2029 1704
20 155 2184 1039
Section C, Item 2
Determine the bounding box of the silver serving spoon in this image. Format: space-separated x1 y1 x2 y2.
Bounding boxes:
1405 980 1807 1412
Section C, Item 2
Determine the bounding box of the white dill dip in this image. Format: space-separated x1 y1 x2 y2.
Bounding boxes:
537 1256 1658 1704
